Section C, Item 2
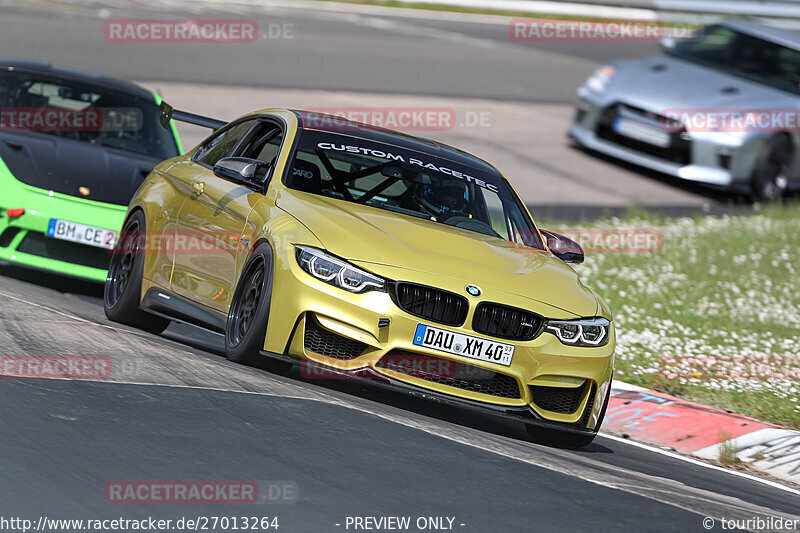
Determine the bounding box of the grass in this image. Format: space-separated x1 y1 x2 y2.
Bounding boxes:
717 431 741 465
540 203 800 430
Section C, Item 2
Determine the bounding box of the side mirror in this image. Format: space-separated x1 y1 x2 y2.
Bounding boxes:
660 35 676 50
214 157 270 187
540 229 584 264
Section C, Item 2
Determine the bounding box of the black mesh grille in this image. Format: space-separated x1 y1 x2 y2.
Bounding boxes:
578 384 597 428
530 381 588 414
391 282 468 326
376 351 521 399
16 231 111 270
0 226 21 248
472 303 543 341
303 317 367 360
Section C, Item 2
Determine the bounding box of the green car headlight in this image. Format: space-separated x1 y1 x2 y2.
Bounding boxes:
545 317 611 347
295 246 386 294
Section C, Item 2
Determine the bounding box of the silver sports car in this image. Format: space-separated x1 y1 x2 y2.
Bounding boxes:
570 20 800 201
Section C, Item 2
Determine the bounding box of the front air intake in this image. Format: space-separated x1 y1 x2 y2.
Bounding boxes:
304 317 367 360
530 381 588 414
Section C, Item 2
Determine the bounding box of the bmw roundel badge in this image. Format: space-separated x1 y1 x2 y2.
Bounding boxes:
465 285 481 297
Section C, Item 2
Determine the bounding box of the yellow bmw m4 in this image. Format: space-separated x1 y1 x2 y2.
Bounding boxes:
104 105 614 447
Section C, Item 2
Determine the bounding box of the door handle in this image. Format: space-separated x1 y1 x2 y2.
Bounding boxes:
191 182 205 196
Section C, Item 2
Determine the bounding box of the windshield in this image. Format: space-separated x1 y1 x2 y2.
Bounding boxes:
0 71 179 159
285 130 544 249
667 25 800 95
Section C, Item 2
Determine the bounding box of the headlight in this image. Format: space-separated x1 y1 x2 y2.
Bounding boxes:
584 65 615 95
545 317 611 347
295 246 386 293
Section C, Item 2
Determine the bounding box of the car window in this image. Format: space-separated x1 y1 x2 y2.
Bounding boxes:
670 25 800 94
236 122 284 168
0 71 179 159
285 130 544 249
193 119 255 167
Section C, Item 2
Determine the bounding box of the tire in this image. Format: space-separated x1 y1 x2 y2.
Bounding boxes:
104 210 170 335
752 135 793 202
225 243 292 372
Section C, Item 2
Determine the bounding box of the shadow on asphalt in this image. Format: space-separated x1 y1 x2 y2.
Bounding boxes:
280 367 615 455
0 264 104 297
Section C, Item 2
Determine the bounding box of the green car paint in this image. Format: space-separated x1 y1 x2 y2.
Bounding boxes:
0 90 182 282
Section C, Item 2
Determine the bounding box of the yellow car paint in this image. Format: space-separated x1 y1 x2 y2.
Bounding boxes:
127 108 614 432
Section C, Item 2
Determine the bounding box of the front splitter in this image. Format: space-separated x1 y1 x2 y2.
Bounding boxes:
260 350 597 437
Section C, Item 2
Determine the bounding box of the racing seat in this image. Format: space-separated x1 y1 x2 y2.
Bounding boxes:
289 158 321 194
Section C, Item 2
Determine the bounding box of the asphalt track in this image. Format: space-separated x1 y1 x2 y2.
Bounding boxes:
0 0 659 102
0 0 744 211
2 266 800 532
3 1 800 531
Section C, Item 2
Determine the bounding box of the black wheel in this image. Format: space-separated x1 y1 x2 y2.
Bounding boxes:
225 243 292 372
752 135 793 202
104 210 170 334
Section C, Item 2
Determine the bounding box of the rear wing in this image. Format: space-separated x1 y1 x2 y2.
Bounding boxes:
158 101 226 131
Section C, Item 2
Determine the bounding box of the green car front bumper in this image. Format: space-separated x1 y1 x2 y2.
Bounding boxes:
0 158 125 282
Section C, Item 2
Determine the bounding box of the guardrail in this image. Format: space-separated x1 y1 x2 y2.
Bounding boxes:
385 0 800 19
609 0 800 18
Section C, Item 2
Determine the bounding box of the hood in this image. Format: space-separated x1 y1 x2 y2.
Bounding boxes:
277 189 598 317
0 131 164 206
608 54 795 112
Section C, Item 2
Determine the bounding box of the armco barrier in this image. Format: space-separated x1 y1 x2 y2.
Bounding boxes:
379 0 800 19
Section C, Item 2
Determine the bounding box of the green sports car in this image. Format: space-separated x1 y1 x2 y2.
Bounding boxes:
0 59 182 281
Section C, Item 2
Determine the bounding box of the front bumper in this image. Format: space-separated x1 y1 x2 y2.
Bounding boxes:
264 243 614 432
260 352 601 436
0 181 124 282
570 90 764 190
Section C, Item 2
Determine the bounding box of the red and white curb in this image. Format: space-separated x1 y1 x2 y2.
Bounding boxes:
603 382 800 484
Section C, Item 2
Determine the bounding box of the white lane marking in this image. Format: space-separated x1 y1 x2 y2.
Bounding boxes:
0 290 158 342
342 13 499 49
599 433 800 496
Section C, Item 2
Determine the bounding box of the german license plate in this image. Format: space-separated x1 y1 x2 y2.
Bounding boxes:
46 219 117 250
613 117 670 148
412 324 514 366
